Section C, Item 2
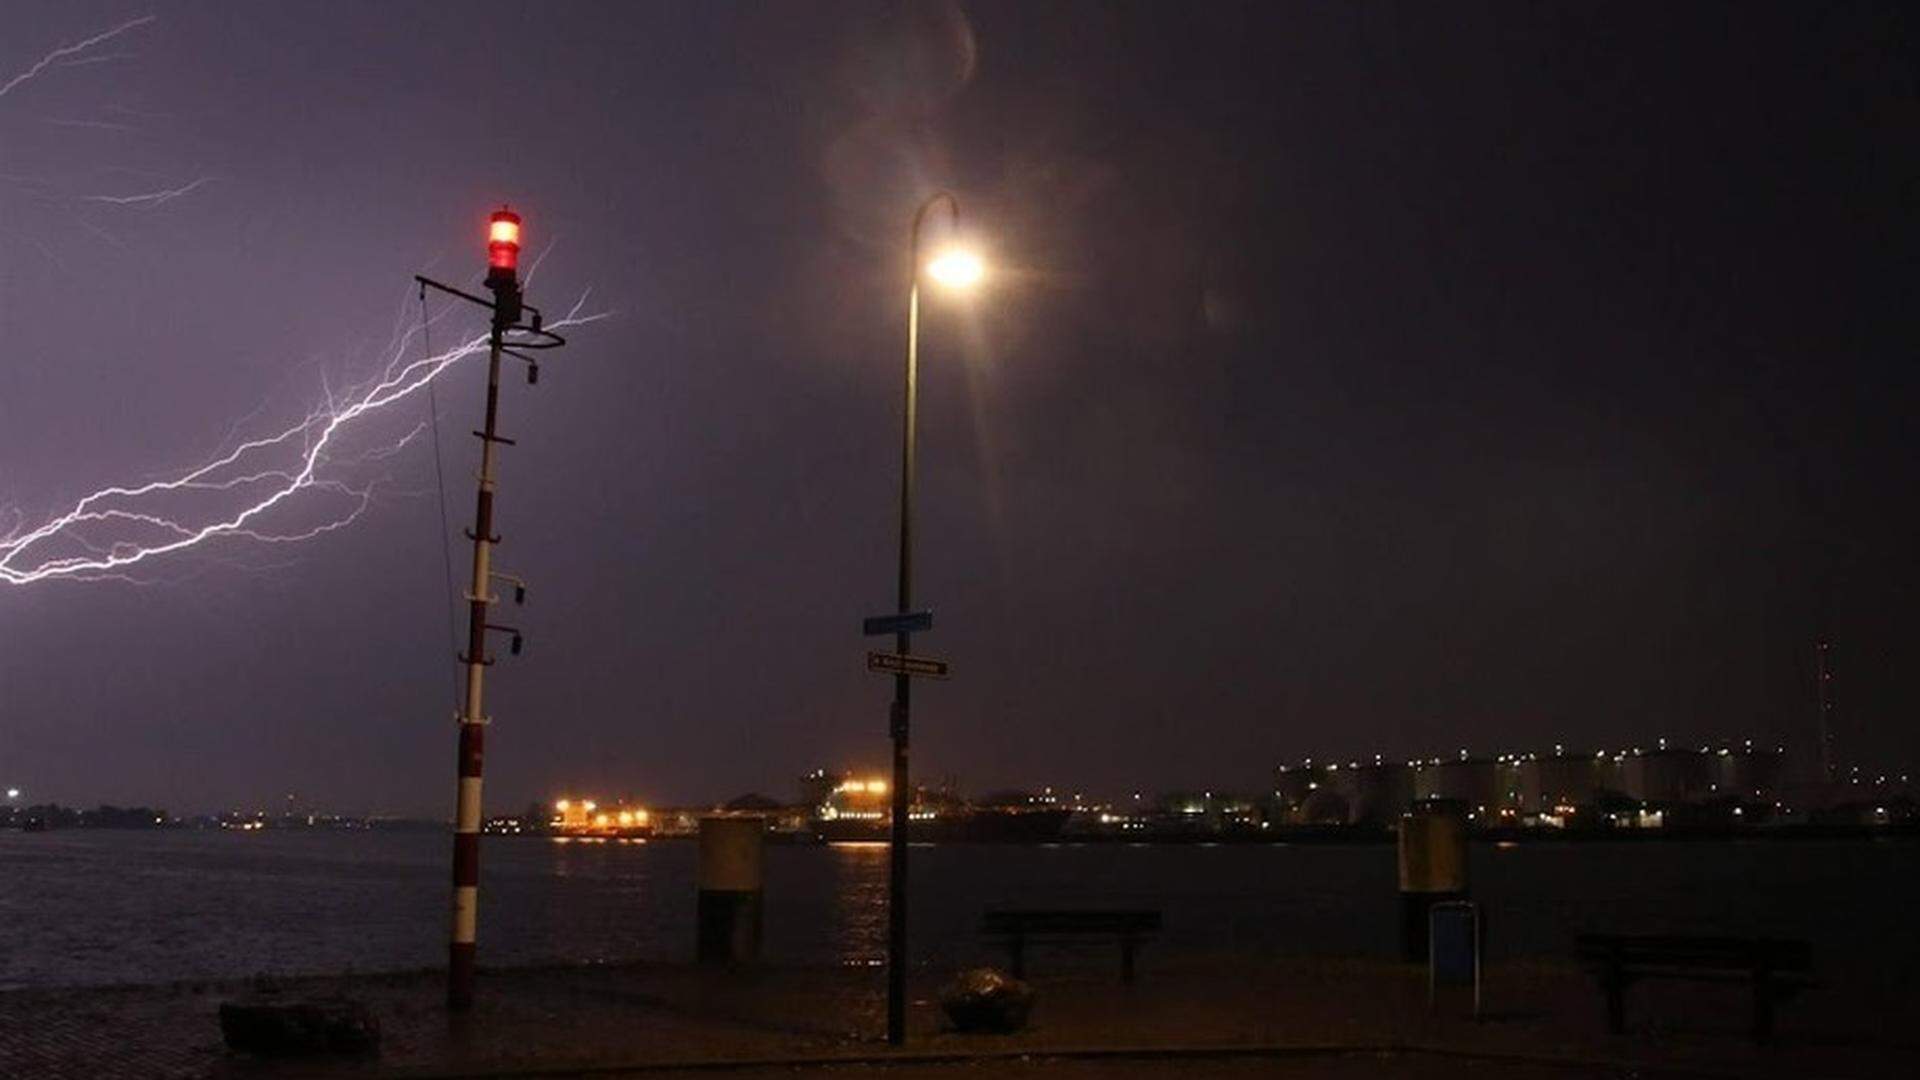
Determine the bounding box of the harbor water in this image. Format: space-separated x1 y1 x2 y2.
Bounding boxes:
1 829 1912 991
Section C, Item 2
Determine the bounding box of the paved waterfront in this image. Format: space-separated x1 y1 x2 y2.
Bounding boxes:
3 955 1916 1079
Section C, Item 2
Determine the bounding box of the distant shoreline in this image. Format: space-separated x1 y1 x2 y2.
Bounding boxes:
8 821 1914 844
515 822 1920 844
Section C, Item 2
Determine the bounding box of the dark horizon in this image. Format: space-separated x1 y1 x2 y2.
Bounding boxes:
2 2 1915 817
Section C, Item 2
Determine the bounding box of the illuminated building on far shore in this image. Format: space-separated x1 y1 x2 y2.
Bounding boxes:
549 797 652 837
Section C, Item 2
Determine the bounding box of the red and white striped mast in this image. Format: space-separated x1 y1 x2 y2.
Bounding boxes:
417 208 562 1011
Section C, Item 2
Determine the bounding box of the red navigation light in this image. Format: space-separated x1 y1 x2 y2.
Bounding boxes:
487 208 522 274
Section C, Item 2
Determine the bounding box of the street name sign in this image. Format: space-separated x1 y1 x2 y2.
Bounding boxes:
866 651 950 679
863 610 934 636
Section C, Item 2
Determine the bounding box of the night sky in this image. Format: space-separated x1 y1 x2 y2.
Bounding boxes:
2 2 1914 816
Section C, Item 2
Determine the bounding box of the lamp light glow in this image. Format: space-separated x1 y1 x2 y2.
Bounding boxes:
925 248 984 289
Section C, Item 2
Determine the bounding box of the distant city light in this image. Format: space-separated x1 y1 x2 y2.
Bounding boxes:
5 788 17 799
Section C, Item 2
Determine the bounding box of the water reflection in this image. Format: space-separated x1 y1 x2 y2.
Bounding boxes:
824 841 889 965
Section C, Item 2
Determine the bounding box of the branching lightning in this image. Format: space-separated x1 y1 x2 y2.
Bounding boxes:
0 15 155 100
2 15 604 588
0 298 604 587
2 16 213 232
80 176 216 207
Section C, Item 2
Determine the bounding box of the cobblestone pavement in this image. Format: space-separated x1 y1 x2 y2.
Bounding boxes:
2 956 1915 1079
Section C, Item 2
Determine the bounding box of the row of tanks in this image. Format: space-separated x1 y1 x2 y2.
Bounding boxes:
1275 743 1788 827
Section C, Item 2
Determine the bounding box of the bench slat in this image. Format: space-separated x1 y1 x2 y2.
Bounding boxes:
1576 934 1810 971
983 910 1163 935
1578 950 1811 970
982 909 1162 984
1574 933 1814 1044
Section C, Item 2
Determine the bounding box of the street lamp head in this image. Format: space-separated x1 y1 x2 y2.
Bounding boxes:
925 247 984 290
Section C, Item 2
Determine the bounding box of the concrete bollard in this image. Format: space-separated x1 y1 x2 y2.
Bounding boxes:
1397 800 1469 961
697 816 764 964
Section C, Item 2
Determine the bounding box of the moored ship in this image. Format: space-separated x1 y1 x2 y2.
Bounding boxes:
809 775 1071 843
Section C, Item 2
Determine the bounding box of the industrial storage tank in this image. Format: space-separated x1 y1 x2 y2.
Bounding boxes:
1331 761 1415 825
1298 787 1351 825
1517 751 1603 813
1623 747 1713 804
1414 755 1501 817
1714 744 1785 801
1272 761 1323 821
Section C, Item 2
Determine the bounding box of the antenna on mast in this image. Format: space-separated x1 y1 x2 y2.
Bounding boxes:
1815 640 1836 784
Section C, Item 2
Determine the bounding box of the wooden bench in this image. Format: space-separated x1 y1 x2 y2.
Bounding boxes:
1575 933 1813 1042
982 909 1162 982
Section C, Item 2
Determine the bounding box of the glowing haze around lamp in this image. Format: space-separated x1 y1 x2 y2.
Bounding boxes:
926 247 984 289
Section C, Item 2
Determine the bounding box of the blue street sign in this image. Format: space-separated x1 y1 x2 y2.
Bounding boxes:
863 610 933 637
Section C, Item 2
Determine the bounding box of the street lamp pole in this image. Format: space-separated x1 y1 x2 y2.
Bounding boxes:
886 191 958 1046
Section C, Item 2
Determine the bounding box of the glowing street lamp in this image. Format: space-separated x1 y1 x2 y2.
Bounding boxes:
880 191 983 1047
925 247 984 290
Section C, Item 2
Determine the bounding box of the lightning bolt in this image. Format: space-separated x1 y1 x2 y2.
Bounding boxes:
80 176 217 207
3 15 603 587
0 297 604 588
0 15 156 100
2 15 213 259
